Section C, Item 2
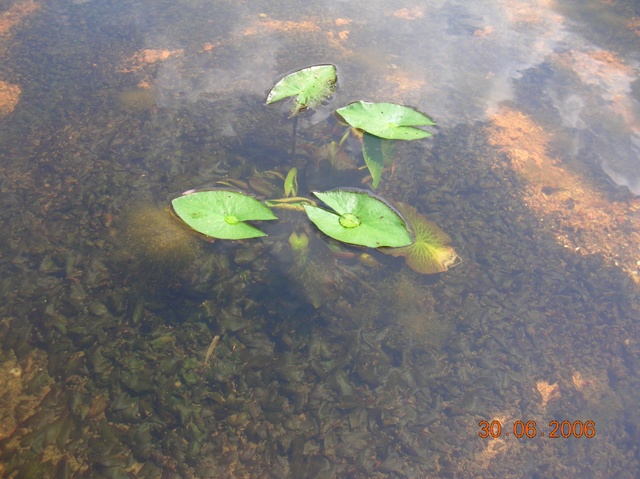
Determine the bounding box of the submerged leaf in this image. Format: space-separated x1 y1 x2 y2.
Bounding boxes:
384 202 459 273
303 189 411 248
336 101 435 140
284 167 298 197
289 231 309 255
172 190 277 240
266 64 337 117
362 133 384 189
362 133 395 188
313 141 357 171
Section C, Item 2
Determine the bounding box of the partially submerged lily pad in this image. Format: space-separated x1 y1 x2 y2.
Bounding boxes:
266 64 337 117
384 202 459 273
172 190 277 240
303 189 411 248
336 101 435 140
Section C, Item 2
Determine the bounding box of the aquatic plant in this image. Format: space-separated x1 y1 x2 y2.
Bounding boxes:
170 64 456 274
172 187 412 249
171 190 278 240
266 64 337 118
266 64 338 157
303 190 412 248
288 231 309 255
335 101 436 140
382 202 459 274
288 231 309 267
361 132 394 189
170 187 457 273
266 67 434 188
118 203 208 290
284 167 298 197
313 141 357 171
117 87 156 112
336 101 435 188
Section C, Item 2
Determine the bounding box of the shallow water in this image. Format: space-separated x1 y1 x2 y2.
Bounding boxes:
1 0 640 478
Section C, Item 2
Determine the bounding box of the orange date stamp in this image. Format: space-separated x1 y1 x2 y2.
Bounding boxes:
478 420 596 439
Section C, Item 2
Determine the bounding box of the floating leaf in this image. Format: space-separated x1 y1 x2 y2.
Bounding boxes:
266 64 337 117
336 101 435 140
172 190 277 240
303 189 411 248
384 202 459 273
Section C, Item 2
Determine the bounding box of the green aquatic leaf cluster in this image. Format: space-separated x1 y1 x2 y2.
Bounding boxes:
265 64 435 189
170 64 457 274
172 188 411 248
334 102 434 188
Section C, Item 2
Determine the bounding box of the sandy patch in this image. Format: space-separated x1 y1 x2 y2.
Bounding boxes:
0 0 40 37
243 17 321 36
486 107 640 283
389 7 424 20
119 48 184 73
0 80 21 117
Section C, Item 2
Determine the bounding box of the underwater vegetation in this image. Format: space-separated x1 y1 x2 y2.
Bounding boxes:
115 203 238 298
119 204 203 276
313 141 357 171
383 202 460 274
117 87 156 112
359 271 452 347
5 6 640 478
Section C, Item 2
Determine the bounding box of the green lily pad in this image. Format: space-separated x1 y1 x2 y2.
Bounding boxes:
384 202 459 273
336 101 435 140
172 190 277 240
266 64 337 117
303 190 411 248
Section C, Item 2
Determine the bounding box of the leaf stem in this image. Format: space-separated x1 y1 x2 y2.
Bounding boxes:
291 115 298 157
265 196 317 211
338 128 351 146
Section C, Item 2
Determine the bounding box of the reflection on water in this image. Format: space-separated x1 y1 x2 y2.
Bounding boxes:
134 0 640 194
1 0 640 477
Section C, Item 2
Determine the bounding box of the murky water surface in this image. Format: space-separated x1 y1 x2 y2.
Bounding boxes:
1 0 640 477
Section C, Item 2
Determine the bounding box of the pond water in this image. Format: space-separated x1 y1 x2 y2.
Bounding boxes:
1 0 640 477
